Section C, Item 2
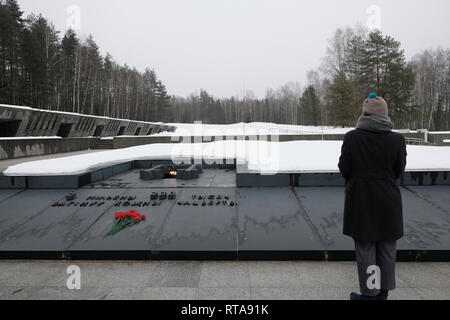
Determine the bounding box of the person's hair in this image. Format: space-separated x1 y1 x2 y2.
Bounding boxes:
363 111 373 116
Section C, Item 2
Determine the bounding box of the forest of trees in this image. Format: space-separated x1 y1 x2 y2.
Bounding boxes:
171 27 449 130
1 0 449 130
0 0 171 122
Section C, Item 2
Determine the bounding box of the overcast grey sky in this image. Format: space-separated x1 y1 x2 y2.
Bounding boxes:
18 0 450 98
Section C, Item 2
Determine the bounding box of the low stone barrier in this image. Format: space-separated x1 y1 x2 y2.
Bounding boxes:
0 137 98 160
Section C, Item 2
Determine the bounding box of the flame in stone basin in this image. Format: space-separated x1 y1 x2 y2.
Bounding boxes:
169 171 177 177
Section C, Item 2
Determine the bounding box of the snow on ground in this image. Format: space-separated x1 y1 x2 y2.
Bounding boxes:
153 122 354 136
152 122 450 137
3 140 450 176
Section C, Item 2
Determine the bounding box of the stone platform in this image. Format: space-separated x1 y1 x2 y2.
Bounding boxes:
0 163 448 261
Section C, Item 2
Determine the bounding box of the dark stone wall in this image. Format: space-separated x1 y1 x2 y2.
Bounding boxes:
0 105 176 138
0 104 177 159
0 138 98 160
429 133 450 145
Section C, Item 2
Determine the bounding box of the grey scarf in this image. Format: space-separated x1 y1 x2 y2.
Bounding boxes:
356 115 394 133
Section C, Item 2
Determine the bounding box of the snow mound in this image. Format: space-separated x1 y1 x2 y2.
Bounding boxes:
153 122 354 136
3 140 450 176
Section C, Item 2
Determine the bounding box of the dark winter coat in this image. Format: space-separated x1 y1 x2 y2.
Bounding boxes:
338 119 407 242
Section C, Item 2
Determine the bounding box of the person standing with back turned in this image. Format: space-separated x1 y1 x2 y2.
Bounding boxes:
338 93 407 300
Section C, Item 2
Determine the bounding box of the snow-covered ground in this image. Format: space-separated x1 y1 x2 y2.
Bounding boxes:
152 122 448 137
153 122 354 136
3 140 450 176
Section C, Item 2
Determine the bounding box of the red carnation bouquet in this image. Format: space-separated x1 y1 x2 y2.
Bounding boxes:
105 209 146 237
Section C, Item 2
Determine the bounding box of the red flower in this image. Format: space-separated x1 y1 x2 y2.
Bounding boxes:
106 209 147 237
115 212 125 219
120 209 145 221
130 214 141 221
